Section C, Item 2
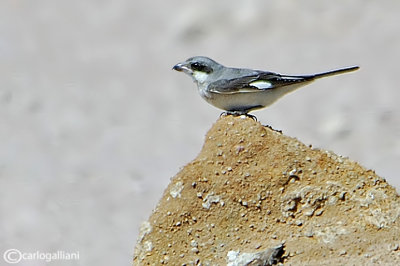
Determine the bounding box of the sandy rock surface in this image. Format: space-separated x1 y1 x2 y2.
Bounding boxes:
134 116 400 265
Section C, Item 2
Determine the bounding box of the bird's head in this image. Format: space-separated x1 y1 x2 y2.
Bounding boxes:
173 56 222 84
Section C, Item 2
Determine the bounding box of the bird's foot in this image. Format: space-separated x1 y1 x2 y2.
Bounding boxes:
220 111 258 121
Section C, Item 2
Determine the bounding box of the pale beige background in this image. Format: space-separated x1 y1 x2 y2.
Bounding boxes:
0 1 399 265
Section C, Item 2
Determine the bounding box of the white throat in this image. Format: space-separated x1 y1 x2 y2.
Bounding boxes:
192 71 209 84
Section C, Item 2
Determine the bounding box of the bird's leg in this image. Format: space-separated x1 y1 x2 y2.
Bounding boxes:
244 113 258 121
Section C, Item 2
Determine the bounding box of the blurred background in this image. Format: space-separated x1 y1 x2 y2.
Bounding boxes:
0 0 399 265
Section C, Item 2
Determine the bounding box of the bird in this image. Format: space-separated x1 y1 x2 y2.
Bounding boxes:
173 56 359 115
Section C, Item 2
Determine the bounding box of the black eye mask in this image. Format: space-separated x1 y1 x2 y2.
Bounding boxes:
190 62 213 74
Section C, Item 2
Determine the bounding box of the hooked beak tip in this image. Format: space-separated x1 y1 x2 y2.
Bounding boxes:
172 64 183 71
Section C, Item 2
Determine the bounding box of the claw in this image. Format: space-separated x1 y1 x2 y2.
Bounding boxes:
220 111 258 121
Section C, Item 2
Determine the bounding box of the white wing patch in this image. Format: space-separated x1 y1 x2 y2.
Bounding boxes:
249 80 273 90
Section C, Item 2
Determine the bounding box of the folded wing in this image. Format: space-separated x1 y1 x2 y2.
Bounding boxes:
207 72 312 94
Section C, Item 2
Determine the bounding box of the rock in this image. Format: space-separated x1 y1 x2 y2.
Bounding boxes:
227 244 284 266
133 116 400 265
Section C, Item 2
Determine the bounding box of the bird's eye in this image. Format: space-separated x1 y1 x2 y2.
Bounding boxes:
190 62 212 73
190 62 203 71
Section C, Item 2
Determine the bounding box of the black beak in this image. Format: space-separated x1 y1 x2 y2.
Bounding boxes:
172 63 183 71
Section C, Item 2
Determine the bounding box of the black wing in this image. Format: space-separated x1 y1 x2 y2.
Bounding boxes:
207 72 313 94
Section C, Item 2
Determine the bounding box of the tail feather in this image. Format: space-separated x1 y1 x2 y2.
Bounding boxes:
312 66 360 79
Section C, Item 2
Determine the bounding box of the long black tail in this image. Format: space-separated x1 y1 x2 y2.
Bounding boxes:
312 66 360 79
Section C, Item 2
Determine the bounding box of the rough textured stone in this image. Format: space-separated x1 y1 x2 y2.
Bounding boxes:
133 116 400 265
